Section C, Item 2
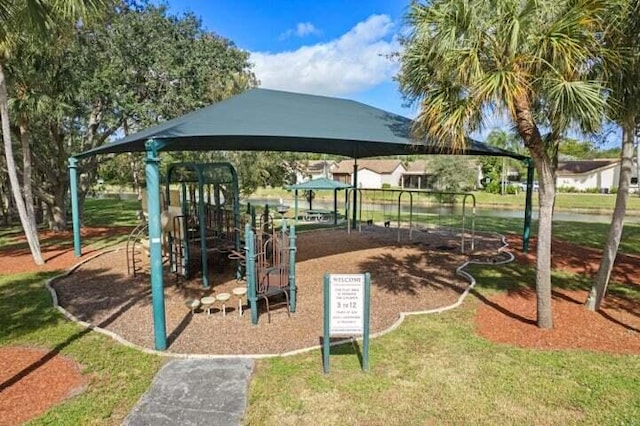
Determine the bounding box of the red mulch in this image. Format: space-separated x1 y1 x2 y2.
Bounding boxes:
1 227 639 424
0 227 128 425
0 347 87 426
0 227 132 275
475 234 640 354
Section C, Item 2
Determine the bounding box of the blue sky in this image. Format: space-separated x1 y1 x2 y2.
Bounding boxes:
160 0 413 118
159 0 611 145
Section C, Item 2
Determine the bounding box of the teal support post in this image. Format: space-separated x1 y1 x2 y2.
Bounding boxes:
363 272 371 371
322 273 330 374
288 224 297 312
251 206 256 230
231 166 241 280
333 189 338 225
294 189 299 225
523 159 534 253
245 223 258 325
198 177 209 288
145 140 167 351
68 157 81 257
351 161 358 229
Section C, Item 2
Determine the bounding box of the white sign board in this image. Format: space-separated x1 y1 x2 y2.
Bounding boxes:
329 274 365 335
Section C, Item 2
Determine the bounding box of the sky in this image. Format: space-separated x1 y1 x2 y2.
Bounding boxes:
157 0 614 146
159 0 414 118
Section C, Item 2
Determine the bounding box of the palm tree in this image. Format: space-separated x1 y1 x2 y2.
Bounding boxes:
399 0 612 328
0 0 107 264
585 0 640 311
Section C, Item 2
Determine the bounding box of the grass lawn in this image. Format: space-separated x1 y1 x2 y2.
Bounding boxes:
247 262 640 425
246 299 640 425
1 198 639 424
0 271 163 425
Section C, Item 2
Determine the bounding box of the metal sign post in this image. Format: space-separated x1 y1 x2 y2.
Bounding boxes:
323 273 371 374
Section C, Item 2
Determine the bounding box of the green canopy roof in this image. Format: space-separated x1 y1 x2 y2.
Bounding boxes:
74 88 527 160
287 177 351 191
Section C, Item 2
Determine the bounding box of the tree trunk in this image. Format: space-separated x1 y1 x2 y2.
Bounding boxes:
20 119 38 236
48 181 69 231
0 61 44 264
585 119 635 311
513 94 553 329
533 159 555 329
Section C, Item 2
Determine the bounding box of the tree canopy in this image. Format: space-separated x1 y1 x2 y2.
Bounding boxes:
399 0 614 328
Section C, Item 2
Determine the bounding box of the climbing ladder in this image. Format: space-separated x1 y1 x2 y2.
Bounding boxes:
126 221 150 277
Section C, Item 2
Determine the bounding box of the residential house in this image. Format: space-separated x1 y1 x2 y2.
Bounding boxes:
299 159 337 182
332 159 406 188
401 159 485 190
401 160 435 189
556 160 621 192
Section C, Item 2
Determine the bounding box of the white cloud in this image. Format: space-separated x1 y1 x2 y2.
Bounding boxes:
252 14 399 97
279 22 321 40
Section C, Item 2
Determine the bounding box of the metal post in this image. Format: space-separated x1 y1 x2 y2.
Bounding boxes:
523 158 534 252
246 223 258 325
145 140 167 351
333 188 338 225
198 174 208 288
363 272 371 372
68 157 81 257
323 273 330 374
231 165 241 280
351 160 358 229
289 224 297 312
294 189 299 225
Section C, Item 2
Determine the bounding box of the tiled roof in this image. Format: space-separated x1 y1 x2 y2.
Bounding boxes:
557 160 618 175
404 160 429 174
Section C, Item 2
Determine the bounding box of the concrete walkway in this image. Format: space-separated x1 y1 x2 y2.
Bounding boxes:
123 358 254 426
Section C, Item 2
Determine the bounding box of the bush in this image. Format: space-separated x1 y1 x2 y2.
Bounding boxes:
506 184 519 195
381 183 391 189
484 180 501 194
557 186 578 193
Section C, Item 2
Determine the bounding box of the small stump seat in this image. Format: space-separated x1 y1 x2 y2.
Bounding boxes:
200 296 216 315
232 287 247 316
216 293 231 316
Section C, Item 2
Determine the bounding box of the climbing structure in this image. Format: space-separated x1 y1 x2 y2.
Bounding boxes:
126 221 150 277
164 162 241 287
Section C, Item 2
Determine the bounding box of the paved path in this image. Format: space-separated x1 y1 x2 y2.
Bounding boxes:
123 358 254 426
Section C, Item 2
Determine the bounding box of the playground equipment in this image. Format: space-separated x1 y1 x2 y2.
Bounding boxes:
346 188 476 252
126 162 242 288
126 221 149 277
231 222 297 324
165 162 241 287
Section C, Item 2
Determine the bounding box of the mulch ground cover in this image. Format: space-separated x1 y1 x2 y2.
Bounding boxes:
1 225 638 424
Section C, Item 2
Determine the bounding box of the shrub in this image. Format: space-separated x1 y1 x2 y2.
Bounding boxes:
506 184 519 195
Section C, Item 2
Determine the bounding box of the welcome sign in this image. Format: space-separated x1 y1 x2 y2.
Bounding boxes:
323 273 371 373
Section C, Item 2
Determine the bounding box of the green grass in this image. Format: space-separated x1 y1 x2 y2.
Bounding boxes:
0 197 162 424
246 300 640 425
2 196 639 424
82 198 142 227
0 272 163 425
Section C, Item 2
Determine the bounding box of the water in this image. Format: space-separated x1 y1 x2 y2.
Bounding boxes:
247 197 640 224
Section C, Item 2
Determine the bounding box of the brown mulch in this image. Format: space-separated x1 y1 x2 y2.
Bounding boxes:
51 227 506 355
0 347 87 426
2 225 639 425
475 234 640 354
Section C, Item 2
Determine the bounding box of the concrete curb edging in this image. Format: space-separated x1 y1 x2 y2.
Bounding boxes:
46 232 515 360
